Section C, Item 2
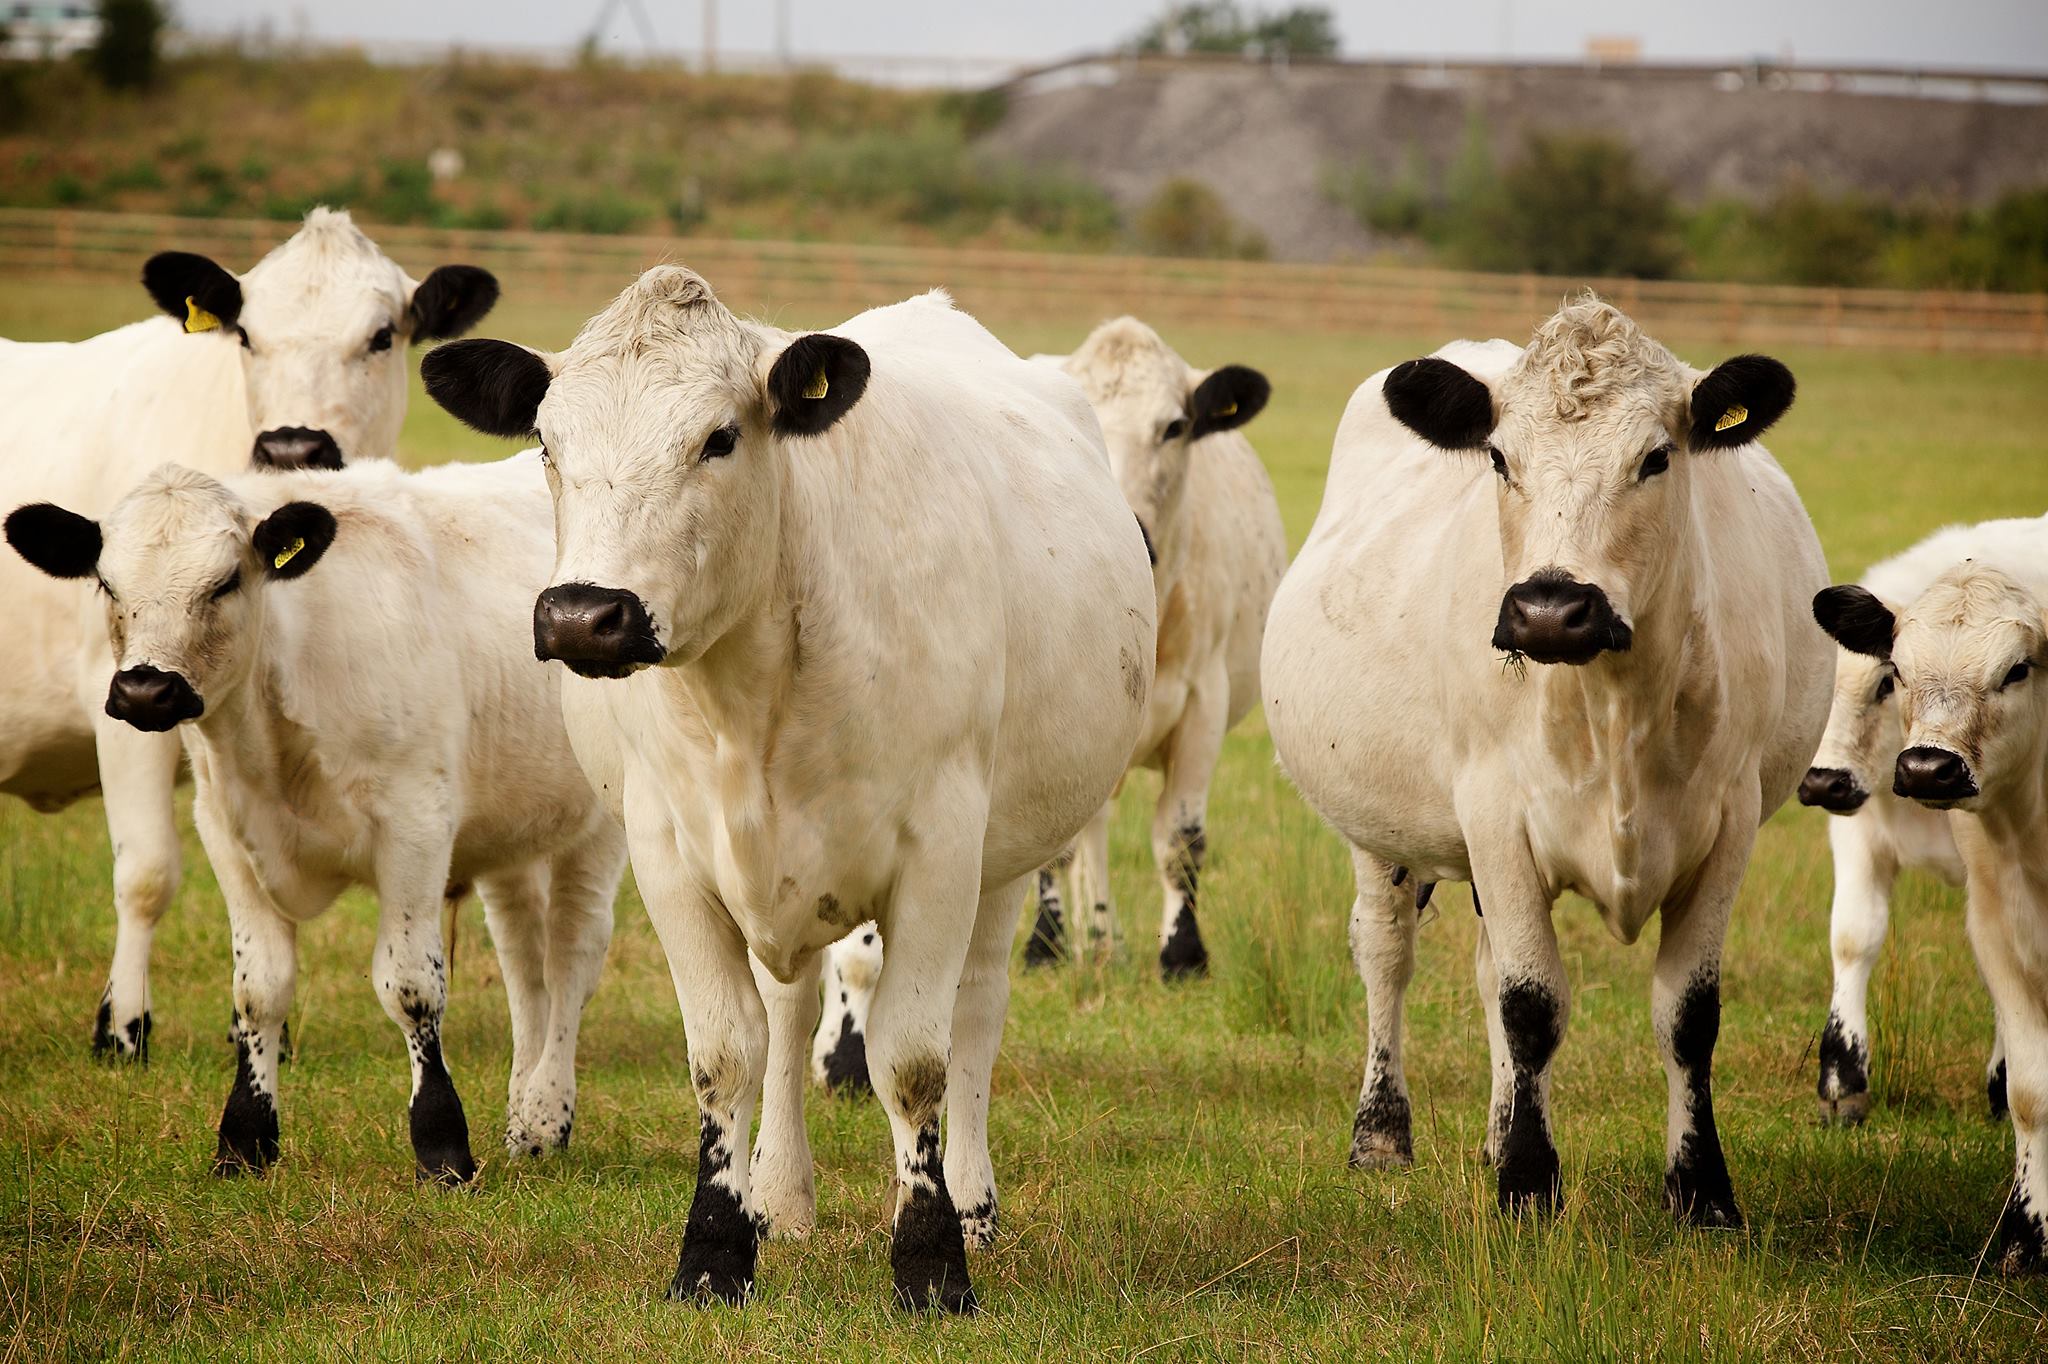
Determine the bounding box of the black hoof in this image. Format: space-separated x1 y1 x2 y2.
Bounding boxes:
1496 1147 1562 1216
214 1107 280 1176
819 1014 872 1098
669 1197 760 1305
1667 1173 1744 1229
1988 1061 2009 1122
1159 907 1209 981
893 1183 977 1314
92 999 150 1063
668 1247 755 1306
410 1059 475 1185
1022 902 1066 969
1997 1189 2045 1276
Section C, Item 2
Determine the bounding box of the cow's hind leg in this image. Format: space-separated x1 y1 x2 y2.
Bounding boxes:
946 875 1028 1248
1988 1021 2009 1122
1155 670 1229 981
1021 848 1073 969
478 864 550 1153
1818 817 1895 1126
811 925 880 1097
1348 848 1419 1169
754 950 821 1239
1070 801 1115 956
93 720 184 1062
371 843 475 1185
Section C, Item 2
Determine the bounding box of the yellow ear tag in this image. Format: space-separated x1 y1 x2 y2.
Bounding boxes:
1714 404 1748 433
802 369 830 401
272 536 305 571
1215 401 1237 418
184 296 222 334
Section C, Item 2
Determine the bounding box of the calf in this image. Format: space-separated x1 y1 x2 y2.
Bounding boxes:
0 207 499 1060
422 269 1154 1311
1263 298 1830 1223
5 454 623 1179
1817 562 2048 1272
1801 518 2047 1123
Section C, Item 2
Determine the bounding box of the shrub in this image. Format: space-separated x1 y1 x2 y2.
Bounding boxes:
87 0 168 92
1129 3 1340 57
1135 176 1266 259
533 190 651 235
1455 132 1680 278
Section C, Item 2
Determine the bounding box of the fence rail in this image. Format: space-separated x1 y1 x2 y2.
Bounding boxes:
2 209 2044 355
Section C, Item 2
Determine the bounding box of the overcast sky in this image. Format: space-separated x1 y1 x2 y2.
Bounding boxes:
172 1 2048 74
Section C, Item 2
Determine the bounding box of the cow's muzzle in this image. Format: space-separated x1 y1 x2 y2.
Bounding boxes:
1893 746 1978 806
533 583 666 680
105 665 203 731
252 427 343 471
1492 572 1633 666
1798 766 1868 814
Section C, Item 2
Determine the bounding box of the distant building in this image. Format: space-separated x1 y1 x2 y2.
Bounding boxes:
3 2 99 61
1585 35 1642 66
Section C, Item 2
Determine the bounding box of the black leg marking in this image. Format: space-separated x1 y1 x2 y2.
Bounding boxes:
669 1114 761 1305
91 992 150 1063
1349 1046 1414 1169
892 1121 977 1314
405 1015 475 1186
1816 1009 1870 1126
1997 1182 2046 1276
1495 978 1563 1215
1988 1060 2009 1123
214 1017 280 1176
1665 973 1741 1228
1022 867 1067 969
819 1012 872 1098
1159 822 1209 981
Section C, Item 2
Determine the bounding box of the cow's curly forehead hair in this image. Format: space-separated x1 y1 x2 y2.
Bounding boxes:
1908 565 2044 642
1502 294 1686 422
560 265 759 388
1067 315 1184 404
110 464 243 548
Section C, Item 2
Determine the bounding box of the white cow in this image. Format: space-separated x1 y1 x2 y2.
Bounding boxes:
1801 517 2048 1124
1816 559 2048 1273
0 207 500 1060
1263 298 1830 1225
4 454 624 1180
420 268 1155 1311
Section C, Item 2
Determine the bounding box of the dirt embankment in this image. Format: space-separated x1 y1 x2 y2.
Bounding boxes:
982 62 2048 261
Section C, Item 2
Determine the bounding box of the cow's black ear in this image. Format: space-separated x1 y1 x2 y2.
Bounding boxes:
1189 365 1269 439
253 502 338 581
1384 357 1493 451
1814 585 1895 659
407 265 501 342
767 334 870 437
4 503 101 579
1690 354 1795 450
421 339 552 438
141 252 242 332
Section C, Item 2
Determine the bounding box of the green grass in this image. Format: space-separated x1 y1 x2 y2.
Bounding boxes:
5 277 2048 1359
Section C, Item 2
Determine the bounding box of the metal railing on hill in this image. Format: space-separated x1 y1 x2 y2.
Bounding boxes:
2 209 2043 355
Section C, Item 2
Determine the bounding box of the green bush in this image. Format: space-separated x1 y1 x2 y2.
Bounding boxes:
1134 177 1267 259
88 0 167 92
1129 2 1340 57
1453 132 1680 278
368 159 443 225
532 190 651 235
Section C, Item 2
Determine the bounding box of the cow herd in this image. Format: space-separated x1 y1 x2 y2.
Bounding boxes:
2 208 2045 1311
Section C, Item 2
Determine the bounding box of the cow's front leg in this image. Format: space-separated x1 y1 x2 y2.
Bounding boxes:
753 950 821 1240
1155 668 1229 981
1654 807 1756 1228
478 864 551 1154
947 874 1029 1249
811 925 880 1096
1988 1022 2009 1122
1348 847 1419 1168
1818 816 1896 1126
1468 839 1567 1214
92 717 185 1063
1964 878 2048 1274
371 842 474 1185
869 828 984 1313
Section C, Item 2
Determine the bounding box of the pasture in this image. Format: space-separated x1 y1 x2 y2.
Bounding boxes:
4 273 2048 1360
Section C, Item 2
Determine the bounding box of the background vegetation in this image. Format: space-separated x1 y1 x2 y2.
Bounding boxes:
1127 2 1342 58
2 276 2047 1359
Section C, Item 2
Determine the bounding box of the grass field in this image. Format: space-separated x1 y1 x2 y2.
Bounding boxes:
4 274 2048 1361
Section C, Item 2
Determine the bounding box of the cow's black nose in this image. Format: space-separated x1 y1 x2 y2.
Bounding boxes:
1798 766 1867 813
1893 746 1978 804
533 583 665 679
1493 572 1632 665
252 427 343 471
105 666 203 731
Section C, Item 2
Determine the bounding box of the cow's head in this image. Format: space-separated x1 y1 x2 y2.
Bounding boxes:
1049 317 1268 569
1799 636 1902 814
3 467 336 730
421 265 867 678
1383 297 1794 667
142 207 498 470
1815 566 2047 812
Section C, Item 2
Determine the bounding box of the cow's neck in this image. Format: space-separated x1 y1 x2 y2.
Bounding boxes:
191 653 315 811
1968 753 2048 894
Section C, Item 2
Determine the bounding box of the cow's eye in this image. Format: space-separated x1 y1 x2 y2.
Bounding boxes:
2001 660 2032 689
236 326 251 351
1873 672 1894 702
537 447 552 469
210 570 242 601
1638 445 1673 481
1488 446 1509 481
368 324 395 354
1162 418 1188 442
702 424 739 460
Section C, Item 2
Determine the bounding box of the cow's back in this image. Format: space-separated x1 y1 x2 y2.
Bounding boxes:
0 319 250 799
1179 426 1288 729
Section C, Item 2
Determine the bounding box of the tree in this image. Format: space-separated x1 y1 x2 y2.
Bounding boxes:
89 0 169 92
1460 132 1681 279
1129 3 1340 58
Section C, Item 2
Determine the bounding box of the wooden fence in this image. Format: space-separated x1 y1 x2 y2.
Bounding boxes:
2 208 2044 354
